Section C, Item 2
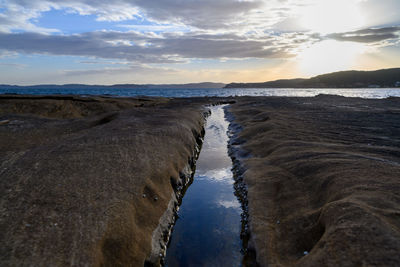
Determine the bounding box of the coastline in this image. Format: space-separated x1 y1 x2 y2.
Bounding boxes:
1 94 400 266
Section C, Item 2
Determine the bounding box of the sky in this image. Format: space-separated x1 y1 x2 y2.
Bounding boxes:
0 0 399 85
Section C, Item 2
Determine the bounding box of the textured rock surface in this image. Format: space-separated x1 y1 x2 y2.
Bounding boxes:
0 95 206 266
2 94 400 267
229 95 400 266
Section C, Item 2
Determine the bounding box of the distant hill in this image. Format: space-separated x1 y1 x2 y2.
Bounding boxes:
0 82 226 90
224 68 400 88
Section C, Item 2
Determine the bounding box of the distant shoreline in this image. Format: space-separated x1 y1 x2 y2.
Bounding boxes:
0 82 226 90
224 68 400 88
1 86 400 90
1 68 399 90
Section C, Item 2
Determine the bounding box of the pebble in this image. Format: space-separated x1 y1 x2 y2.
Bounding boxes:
154 196 158 201
142 194 146 198
304 251 309 255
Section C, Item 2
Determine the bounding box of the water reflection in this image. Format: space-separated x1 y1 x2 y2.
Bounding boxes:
196 168 232 182
164 105 242 267
217 200 241 209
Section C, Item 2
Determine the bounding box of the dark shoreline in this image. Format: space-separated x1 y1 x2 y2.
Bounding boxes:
225 106 258 266
1 94 400 266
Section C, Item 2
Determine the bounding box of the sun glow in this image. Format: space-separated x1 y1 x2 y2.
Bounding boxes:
300 0 365 34
298 40 366 76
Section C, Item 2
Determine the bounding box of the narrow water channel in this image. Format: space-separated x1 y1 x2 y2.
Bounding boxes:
165 105 242 266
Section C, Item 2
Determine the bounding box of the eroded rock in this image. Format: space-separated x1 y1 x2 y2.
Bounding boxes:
0 95 206 266
228 95 400 266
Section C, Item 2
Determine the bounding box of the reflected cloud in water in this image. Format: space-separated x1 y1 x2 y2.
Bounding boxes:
165 105 242 266
196 167 233 182
217 199 241 209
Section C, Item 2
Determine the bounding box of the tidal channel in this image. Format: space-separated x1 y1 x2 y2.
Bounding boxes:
164 105 243 266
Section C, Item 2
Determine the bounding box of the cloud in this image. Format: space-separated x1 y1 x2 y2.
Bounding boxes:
0 2 59 33
116 24 187 32
327 27 400 43
0 49 18 58
0 30 298 63
1 0 264 32
359 0 400 28
2 0 140 22
61 64 176 76
0 62 26 69
1 0 399 85
0 0 309 34
78 60 131 65
128 0 263 30
2 0 400 35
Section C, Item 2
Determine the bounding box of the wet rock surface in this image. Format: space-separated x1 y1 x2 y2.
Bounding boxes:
228 95 400 266
0 95 206 266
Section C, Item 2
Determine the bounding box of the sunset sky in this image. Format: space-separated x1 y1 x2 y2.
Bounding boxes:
0 0 399 85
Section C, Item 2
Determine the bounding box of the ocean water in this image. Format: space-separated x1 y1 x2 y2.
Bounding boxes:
1 87 400 99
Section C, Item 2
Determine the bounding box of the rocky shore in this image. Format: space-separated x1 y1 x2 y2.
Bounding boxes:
0 95 207 266
228 95 400 266
1 94 400 267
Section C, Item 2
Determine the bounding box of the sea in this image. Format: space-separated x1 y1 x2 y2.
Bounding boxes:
1 87 400 99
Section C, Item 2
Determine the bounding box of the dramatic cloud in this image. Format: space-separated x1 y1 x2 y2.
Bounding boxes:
328 27 400 43
1 0 264 32
1 0 140 23
2 0 400 34
0 31 299 63
0 0 399 84
129 0 263 29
